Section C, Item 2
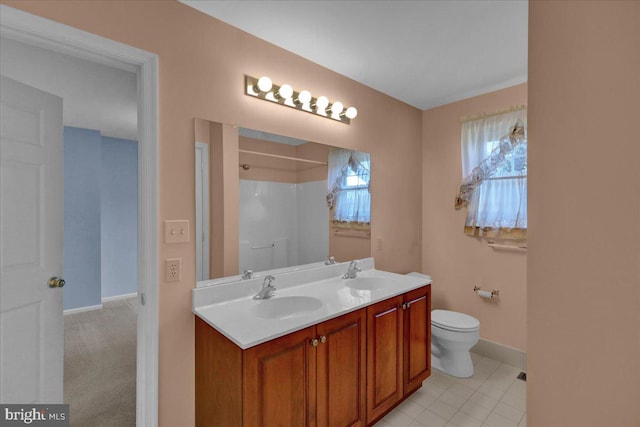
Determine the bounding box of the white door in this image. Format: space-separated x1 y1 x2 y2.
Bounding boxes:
0 75 64 403
195 142 209 281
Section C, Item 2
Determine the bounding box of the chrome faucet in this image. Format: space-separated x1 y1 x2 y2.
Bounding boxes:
324 256 336 265
253 275 276 300
342 260 361 279
242 269 254 280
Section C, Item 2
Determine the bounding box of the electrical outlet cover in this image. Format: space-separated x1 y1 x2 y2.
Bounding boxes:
165 258 181 282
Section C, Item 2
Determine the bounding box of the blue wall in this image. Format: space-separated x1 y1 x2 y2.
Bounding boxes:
101 136 138 299
63 127 138 310
63 127 102 310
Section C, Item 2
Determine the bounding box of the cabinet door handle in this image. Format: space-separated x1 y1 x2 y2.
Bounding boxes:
401 303 408 310
310 338 319 347
319 335 327 344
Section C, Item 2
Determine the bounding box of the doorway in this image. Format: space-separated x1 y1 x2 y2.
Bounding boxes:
0 6 158 426
195 142 210 281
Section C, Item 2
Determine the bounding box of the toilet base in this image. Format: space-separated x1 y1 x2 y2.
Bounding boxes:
431 354 445 374
431 353 474 378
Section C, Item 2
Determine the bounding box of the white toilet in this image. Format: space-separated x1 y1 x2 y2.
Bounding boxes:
431 309 480 378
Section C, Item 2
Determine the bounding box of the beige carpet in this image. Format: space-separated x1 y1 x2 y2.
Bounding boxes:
64 297 137 426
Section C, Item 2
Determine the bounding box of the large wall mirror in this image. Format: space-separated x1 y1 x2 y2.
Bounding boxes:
194 118 371 284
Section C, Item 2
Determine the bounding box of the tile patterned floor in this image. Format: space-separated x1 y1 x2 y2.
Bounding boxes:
376 352 526 427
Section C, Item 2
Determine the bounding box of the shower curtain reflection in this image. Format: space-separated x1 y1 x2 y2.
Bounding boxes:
238 129 329 273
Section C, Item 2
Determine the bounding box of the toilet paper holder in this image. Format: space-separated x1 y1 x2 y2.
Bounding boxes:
474 286 499 299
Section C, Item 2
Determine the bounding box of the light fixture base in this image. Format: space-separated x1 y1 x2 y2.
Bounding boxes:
245 75 353 125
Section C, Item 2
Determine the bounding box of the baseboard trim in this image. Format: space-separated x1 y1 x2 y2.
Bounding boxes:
102 292 137 303
63 293 137 315
471 338 527 371
64 304 103 315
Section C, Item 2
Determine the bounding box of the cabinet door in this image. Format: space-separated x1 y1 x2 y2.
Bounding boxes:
403 286 431 394
243 326 318 427
195 317 243 427
366 295 404 423
316 309 366 427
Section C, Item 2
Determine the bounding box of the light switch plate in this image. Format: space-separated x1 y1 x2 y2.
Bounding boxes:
164 220 189 243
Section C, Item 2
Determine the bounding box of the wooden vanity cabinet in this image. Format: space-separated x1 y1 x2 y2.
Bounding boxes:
242 325 318 427
403 286 432 394
316 309 367 427
366 286 432 424
196 309 366 427
196 285 430 427
365 295 404 422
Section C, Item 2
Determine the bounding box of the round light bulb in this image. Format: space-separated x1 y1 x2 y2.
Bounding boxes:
297 90 312 104
256 76 272 92
315 96 329 111
345 106 358 119
278 84 293 99
331 101 344 115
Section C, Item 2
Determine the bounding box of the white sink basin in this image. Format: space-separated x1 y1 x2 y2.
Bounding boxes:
251 296 324 319
344 277 388 291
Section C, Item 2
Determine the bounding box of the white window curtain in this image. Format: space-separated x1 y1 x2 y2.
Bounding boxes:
458 107 527 239
327 148 371 224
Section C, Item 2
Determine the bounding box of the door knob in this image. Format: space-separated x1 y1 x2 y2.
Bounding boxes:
310 338 319 347
48 276 65 288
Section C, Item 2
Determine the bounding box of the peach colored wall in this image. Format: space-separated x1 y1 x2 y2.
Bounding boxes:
194 119 237 280
528 1 640 425
422 84 528 351
239 136 299 183
194 118 209 144
208 122 239 279
330 233 371 263
220 123 240 278
295 142 329 183
1 2 423 425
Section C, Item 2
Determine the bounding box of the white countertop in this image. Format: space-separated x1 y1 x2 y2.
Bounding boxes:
193 258 431 349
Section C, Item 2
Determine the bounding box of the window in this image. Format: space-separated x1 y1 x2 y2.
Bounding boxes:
327 149 371 224
343 168 369 189
457 108 527 239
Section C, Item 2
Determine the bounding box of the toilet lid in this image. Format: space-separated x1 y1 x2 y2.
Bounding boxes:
432 309 480 332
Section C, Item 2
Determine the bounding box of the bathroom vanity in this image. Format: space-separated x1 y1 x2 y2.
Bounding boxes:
193 259 431 427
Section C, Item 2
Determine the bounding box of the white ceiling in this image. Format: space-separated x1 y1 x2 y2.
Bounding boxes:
0 37 137 140
181 0 528 110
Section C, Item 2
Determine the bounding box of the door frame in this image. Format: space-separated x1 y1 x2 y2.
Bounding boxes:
195 142 210 281
0 5 159 426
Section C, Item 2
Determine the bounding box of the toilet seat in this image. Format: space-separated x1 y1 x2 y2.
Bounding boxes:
432 309 479 332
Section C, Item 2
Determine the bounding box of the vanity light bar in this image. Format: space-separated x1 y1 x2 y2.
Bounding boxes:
245 75 358 125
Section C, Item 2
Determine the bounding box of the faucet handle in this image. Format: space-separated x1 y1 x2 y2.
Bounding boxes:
325 256 336 265
264 275 276 287
242 269 254 279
